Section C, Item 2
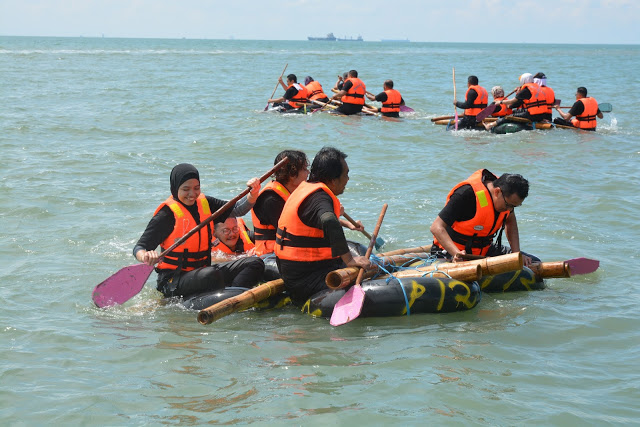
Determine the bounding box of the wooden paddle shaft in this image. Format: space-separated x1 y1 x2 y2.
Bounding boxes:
197 279 285 325
268 64 288 100
326 252 432 289
326 252 523 289
356 204 388 285
342 211 374 240
158 157 289 259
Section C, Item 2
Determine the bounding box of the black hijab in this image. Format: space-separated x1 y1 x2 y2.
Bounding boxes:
170 163 200 200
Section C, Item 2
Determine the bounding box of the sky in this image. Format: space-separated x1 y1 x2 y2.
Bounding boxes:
1 0 638 44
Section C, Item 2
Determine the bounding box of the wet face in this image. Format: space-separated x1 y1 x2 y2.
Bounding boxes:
215 217 240 248
177 178 200 206
330 159 350 196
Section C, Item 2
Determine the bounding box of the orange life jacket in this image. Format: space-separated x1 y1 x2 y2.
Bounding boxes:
212 218 255 255
433 170 510 256
520 83 546 116
540 85 555 115
275 181 341 262
571 97 599 130
251 180 291 256
287 83 309 108
491 96 513 117
341 77 366 105
155 193 212 272
380 89 402 113
305 81 327 101
464 85 488 116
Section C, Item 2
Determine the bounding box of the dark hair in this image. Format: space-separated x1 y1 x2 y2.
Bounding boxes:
273 150 308 183
494 173 529 199
308 146 347 183
348 70 358 78
304 76 314 85
384 79 394 89
468 75 479 85
286 74 298 83
577 86 588 96
533 72 546 79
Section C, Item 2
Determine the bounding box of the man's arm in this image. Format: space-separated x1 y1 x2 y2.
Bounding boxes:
430 216 465 262
503 212 532 266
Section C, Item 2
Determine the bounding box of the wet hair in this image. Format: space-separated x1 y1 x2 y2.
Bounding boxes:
348 70 358 78
308 146 347 183
384 79 394 89
494 173 529 200
491 86 505 98
273 150 308 183
577 86 588 96
286 74 298 83
468 75 479 85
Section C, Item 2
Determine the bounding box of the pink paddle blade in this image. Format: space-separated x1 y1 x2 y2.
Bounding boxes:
330 284 366 326
400 105 414 113
567 258 600 275
92 263 154 308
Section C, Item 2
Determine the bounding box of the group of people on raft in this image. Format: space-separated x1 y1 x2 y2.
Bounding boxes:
134 147 537 308
455 72 604 131
267 69 406 117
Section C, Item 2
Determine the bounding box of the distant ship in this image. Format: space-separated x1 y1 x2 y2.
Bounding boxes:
308 32 337 41
337 35 363 42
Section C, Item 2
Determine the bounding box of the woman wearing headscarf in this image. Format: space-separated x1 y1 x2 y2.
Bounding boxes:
133 163 265 299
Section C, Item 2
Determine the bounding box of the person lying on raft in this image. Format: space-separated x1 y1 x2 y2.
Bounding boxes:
553 86 603 131
454 75 488 129
484 73 547 131
366 79 405 118
267 73 309 111
304 76 330 104
329 70 367 115
275 146 374 306
429 169 537 267
133 163 265 299
212 217 256 259
251 150 309 256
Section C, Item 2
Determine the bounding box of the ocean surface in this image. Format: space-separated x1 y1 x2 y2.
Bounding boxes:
1 36 639 425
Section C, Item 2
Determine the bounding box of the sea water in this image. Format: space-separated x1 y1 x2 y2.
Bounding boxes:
1 36 639 425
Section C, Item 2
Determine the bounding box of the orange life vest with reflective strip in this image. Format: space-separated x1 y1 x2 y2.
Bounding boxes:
155 193 212 271
275 181 341 262
464 85 488 116
287 83 309 108
521 83 546 116
491 96 513 117
305 81 327 101
251 180 291 256
571 97 599 129
341 77 366 105
433 170 510 256
380 89 402 113
212 218 255 255
540 85 555 115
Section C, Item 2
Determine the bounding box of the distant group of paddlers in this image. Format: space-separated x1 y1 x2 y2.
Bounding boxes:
266 68 408 117
265 68 609 131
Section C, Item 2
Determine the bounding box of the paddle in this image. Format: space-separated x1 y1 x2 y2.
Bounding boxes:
342 211 385 250
476 87 519 122
365 90 414 112
264 63 288 111
330 203 388 326
92 157 290 308
453 67 458 130
556 103 612 113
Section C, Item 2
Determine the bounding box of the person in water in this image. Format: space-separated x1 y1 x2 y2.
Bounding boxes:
275 146 373 305
267 74 309 111
330 70 367 115
251 150 309 256
212 217 256 257
454 75 488 129
366 79 405 118
429 169 536 267
553 86 603 131
133 163 264 298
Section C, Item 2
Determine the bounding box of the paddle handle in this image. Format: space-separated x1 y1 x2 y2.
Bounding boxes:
452 67 456 102
265 63 288 107
342 212 373 241
158 157 289 259
355 204 388 286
